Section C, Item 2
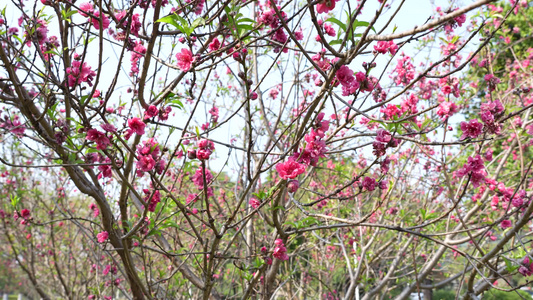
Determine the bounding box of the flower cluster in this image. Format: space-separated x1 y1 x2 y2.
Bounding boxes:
460 119 483 139
312 49 332 72
436 101 458 121
392 54 415 86
14 208 31 225
126 117 146 138
374 41 398 55
484 74 501 91
258 5 289 53
89 203 100 218
480 99 504 135
143 189 161 212
0 115 26 137
272 239 289 261
24 19 48 47
130 41 146 76
455 155 486 188
197 139 215 160
336 65 377 96
336 65 359 96
86 128 111 150
79 3 110 30
136 138 165 175
372 129 399 157
115 11 142 37
191 167 214 197
519 257 533 277
66 56 97 87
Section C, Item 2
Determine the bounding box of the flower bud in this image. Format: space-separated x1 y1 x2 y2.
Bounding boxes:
187 148 197 159
250 91 258 100
287 180 299 193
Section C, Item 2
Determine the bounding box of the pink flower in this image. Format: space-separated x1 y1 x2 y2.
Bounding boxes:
380 104 401 120
336 65 354 86
191 167 214 190
249 198 261 209
324 23 336 36
186 193 198 204
100 123 116 133
374 41 389 54
196 139 215 160
128 117 146 135
276 160 306 179
66 60 96 87
273 239 289 261
86 129 111 150
209 38 221 53
374 41 397 55
484 74 501 91
460 119 483 139
79 2 94 17
144 105 158 119
519 257 533 277
186 0 205 15
137 155 156 172
361 177 377 192
198 139 214 150
436 101 458 120
375 129 392 143
294 28 304 40
176 48 194 72
388 41 398 55
250 91 258 100
316 0 337 14
20 209 30 218
500 219 512 229
97 231 109 243
91 11 110 30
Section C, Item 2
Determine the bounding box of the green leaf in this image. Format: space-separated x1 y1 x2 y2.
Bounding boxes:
79 95 89 106
326 17 347 32
329 39 343 46
10 194 20 208
236 24 254 31
156 14 184 32
61 8 77 22
353 20 370 28
252 256 264 269
271 205 285 212
252 191 266 200
238 18 255 24
190 17 205 30
195 126 200 138
420 208 427 220
11 34 24 45
502 257 518 272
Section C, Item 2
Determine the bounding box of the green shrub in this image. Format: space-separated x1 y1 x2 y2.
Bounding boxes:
482 289 533 300
433 289 456 300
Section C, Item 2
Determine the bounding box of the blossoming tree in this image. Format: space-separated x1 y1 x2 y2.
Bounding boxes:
1 0 533 299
